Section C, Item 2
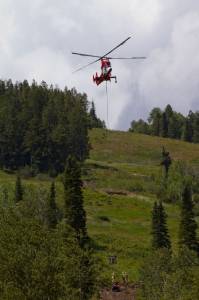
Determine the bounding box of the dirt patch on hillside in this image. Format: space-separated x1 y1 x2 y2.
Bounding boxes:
104 189 128 196
102 189 150 201
100 285 136 300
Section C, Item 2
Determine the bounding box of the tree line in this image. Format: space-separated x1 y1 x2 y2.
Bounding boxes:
0 79 104 175
129 104 199 143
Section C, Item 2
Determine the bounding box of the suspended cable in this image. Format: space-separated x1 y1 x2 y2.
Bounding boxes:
106 81 109 129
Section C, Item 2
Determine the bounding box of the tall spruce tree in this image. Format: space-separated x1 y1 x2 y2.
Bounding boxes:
148 107 162 136
182 119 193 142
161 147 172 178
179 183 199 253
88 101 105 129
151 201 171 250
160 112 168 137
89 101 98 128
193 112 199 143
47 181 58 229
151 201 159 249
63 155 87 245
14 174 23 203
158 201 171 249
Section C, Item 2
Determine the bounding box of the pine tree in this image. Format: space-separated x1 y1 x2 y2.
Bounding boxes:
168 115 180 138
78 249 97 300
47 181 58 229
89 101 105 129
182 119 192 142
148 107 162 136
160 112 168 137
14 174 23 203
192 112 199 143
151 201 171 250
165 104 173 120
179 183 199 253
89 101 98 128
130 119 150 134
158 201 171 249
161 147 172 178
63 155 87 245
151 201 159 249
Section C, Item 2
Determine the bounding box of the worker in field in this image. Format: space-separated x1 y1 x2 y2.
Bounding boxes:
111 272 115 284
122 271 128 286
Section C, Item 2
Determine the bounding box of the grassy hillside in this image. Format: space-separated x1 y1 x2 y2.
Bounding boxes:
85 129 199 282
89 129 199 165
0 128 198 284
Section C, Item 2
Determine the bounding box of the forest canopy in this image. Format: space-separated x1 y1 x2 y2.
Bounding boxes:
129 104 199 143
0 79 103 174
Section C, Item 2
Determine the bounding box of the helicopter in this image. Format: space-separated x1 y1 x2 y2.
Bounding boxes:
72 37 146 85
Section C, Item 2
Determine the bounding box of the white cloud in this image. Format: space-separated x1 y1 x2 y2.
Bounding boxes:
138 11 199 113
0 0 199 129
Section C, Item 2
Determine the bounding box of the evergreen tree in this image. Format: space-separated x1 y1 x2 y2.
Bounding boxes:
167 113 184 139
78 249 98 300
158 201 171 249
129 119 150 134
182 110 195 142
47 181 58 229
161 147 172 178
63 155 87 245
151 201 159 249
179 183 199 253
182 119 193 142
68 92 90 162
193 112 199 143
88 101 105 129
160 112 168 137
14 174 23 203
151 201 171 250
148 107 162 136
165 104 173 120
89 101 98 128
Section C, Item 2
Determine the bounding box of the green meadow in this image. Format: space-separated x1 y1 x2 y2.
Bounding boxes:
0 128 199 282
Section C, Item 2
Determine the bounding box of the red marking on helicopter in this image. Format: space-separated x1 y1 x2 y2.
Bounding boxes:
93 58 116 85
72 37 146 86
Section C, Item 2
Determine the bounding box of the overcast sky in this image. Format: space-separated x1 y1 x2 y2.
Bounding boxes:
0 0 199 129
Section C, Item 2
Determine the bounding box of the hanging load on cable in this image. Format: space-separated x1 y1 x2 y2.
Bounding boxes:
72 36 146 86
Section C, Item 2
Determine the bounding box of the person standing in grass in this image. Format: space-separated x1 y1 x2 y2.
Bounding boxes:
111 272 115 284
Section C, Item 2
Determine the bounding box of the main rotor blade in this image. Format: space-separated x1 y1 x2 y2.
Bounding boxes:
72 52 101 58
73 36 132 73
103 36 131 57
72 59 101 73
72 52 146 60
108 56 146 60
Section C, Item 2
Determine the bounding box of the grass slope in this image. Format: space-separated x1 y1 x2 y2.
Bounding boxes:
85 129 199 282
0 129 198 284
89 129 199 164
